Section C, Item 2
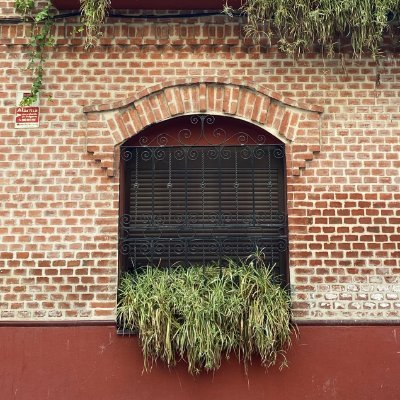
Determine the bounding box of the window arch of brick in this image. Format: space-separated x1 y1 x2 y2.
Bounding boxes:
83 77 324 178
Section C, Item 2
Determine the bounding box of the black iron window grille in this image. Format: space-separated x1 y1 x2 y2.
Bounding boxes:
119 115 288 280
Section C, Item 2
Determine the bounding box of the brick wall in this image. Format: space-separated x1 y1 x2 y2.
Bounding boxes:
0 6 399 321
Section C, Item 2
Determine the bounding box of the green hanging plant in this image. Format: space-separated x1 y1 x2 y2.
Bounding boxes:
15 0 34 14
236 0 400 59
15 0 55 106
80 0 111 48
117 252 295 374
15 0 111 106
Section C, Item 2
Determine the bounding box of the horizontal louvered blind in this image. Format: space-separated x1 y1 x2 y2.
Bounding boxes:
120 145 287 276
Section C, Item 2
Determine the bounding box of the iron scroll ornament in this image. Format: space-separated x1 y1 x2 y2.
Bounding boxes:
119 236 288 277
121 145 285 165
131 114 283 149
119 237 288 257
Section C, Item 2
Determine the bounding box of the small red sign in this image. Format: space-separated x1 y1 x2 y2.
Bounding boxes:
15 92 40 128
15 107 40 126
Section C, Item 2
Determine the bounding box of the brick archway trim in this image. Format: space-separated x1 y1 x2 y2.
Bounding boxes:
83 77 324 177
83 77 323 115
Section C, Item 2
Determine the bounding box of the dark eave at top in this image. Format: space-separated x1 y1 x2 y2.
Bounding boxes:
51 0 242 10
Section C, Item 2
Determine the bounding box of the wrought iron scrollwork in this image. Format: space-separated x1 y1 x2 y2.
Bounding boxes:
130 114 277 148
121 148 133 162
121 236 288 268
273 145 285 158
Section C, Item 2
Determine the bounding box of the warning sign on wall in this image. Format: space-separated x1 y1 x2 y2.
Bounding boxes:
15 92 40 128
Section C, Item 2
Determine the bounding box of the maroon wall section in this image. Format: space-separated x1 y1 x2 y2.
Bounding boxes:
1 325 399 400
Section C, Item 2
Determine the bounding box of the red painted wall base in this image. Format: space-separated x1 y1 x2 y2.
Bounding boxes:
1 325 399 400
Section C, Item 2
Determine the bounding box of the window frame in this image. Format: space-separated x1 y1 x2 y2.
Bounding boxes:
119 115 289 282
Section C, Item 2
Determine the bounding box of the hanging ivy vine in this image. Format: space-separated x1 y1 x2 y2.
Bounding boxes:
237 0 400 59
15 0 110 105
15 0 55 106
14 0 400 105
80 0 111 48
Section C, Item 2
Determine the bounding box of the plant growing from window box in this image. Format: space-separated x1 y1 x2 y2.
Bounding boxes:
116 252 295 374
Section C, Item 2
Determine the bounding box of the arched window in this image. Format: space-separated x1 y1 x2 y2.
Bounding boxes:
119 115 288 281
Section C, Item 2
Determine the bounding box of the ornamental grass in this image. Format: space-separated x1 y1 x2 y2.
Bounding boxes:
117 252 295 374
